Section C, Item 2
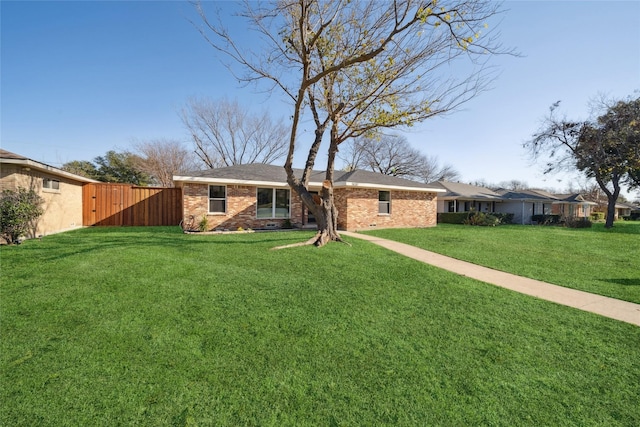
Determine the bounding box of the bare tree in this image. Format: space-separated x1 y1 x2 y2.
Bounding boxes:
133 138 200 187
339 134 461 183
196 0 509 246
181 97 290 168
497 179 528 191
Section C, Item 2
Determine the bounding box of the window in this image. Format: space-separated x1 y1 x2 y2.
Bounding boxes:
378 191 391 215
43 178 60 190
257 188 290 218
209 185 226 213
448 200 456 213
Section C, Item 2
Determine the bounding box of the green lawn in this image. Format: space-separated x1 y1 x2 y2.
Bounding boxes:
2 227 639 426
365 222 640 304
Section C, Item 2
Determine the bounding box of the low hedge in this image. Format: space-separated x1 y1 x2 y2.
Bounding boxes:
438 212 514 226
437 212 469 224
564 217 593 228
531 214 561 225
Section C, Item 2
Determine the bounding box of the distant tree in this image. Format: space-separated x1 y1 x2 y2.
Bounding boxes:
339 134 460 183
181 97 289 168
0 188 44 244
497 179 528 191
133 139 200 187
526 96 640 228
61 160 100 180
468 179 495 189
92 150 151 185
419 158 462 183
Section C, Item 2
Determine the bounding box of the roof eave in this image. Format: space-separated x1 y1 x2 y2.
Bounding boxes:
1 157 100 183
334 181 445 192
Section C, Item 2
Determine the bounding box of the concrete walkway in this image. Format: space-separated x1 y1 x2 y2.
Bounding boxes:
341 231 640 327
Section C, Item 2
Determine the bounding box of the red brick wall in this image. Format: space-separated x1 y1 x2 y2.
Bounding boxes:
182 183 303 231
335 188 437 231
183 183 437 231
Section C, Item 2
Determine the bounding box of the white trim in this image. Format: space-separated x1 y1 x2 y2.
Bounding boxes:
334 181 445 192
174 176 444 193
208 184 227 214
1 157 99 183
174 176 321 188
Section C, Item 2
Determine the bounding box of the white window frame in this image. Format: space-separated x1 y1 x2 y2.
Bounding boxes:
256 187 291 219
42 178 60 191
208 185 226 214
378 190 391 215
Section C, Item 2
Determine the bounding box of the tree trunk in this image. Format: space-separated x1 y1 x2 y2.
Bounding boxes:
305 180 341 247
605 193 618 228
598 174 621 229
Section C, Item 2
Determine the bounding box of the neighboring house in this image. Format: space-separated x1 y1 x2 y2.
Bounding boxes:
614 202 640 220
429 181 504 213
494 189 594 225
551 193 596 219
0 149 98 239
173 164 444 231
429 181 596 225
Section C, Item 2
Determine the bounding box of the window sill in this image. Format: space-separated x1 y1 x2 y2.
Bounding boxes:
42 189 61 194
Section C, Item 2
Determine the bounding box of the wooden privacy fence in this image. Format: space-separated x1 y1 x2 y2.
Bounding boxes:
83 183 182 226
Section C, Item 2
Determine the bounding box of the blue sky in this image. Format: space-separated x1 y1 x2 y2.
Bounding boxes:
2 1 639 197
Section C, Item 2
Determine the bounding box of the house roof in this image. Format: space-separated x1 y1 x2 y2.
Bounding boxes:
427 181 503 200
495 188 597 204
615 202 640 209
174 163 444 193
0 149 99 183
496 188 558 201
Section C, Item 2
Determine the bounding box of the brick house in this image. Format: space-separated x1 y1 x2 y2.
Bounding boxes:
0 149 98 240
173 164 443 231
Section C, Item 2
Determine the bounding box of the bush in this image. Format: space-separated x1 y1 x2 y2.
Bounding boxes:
564 217 592 228
0 187 44 244
590 212 605 221
463 212 500 227
439 211 513 226
531 214 561 225
198 215 209 232
493 213 514 224
437 212 469 224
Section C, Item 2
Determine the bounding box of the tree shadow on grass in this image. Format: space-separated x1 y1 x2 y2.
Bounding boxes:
600 278 640 286
1 227 317 263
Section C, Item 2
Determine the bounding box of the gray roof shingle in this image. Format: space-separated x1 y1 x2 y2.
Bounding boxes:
427 181 503 200
175 164 441 191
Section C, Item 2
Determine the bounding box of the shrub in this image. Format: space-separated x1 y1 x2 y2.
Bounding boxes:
493 213 515 224
437 212 468 224
198 215 209 232
463 212 500 227
590 212 605 221
564 217 592 228
439 211 513 226
0 187 44 244
531 214 561 225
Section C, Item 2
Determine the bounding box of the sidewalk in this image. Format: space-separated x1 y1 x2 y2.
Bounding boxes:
341 231 640 327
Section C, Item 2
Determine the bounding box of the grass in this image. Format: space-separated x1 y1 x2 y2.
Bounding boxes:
1 227 639 426
365 222 640 304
